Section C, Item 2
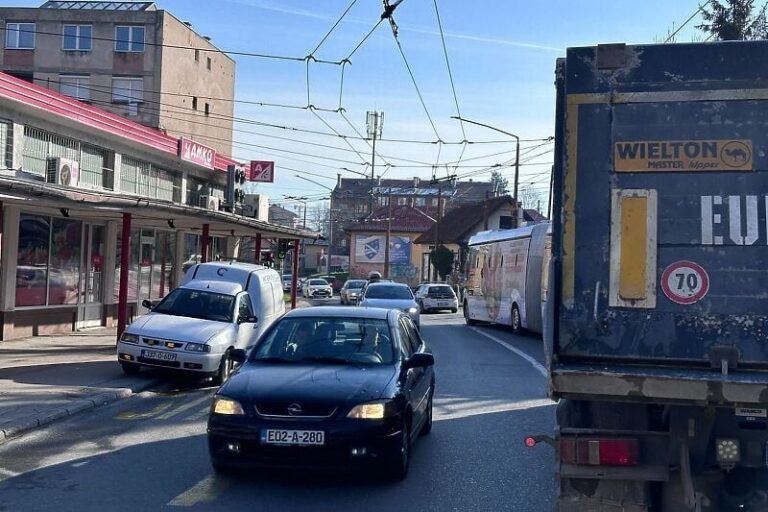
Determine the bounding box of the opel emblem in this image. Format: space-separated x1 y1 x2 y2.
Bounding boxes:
287 403 302 416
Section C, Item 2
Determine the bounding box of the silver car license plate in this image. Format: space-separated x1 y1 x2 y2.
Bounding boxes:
261 429 325 446
140 349 177 362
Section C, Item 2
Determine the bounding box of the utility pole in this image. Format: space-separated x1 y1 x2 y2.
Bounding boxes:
366 111 383 216
432 188 442 281
384 193 392 278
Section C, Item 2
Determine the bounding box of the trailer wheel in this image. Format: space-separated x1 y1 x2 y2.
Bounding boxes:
511 304 522 334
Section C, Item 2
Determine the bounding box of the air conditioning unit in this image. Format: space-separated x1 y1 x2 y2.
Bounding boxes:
199 195 220 211
46 157 80 187
243 194 269 220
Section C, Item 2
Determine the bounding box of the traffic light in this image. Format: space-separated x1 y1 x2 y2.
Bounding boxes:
226 164 247 211
277 239 289 260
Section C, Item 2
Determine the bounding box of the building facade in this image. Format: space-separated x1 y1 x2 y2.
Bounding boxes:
330 175 494 261
0 1 235 154
0 71 309 341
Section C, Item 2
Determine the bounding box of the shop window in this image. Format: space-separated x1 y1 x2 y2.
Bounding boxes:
15 214 81 307
62 24 91 51
114 26 145 52
5 23 35 49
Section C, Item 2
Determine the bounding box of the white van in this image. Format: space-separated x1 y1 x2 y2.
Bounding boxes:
117 262 285 383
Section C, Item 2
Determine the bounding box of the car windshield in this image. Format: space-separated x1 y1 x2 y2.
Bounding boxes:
251 317 395 365
365 285 413 300
152 288 235 322
309 279 328 285
429 286 455 295
346 280 366 289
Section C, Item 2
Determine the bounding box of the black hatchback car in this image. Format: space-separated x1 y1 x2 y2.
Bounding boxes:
207 306 435 479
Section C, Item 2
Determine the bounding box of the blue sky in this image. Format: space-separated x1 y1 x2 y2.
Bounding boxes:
6 0 710 212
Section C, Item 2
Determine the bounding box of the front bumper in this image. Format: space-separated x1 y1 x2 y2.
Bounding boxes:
208 414 402 469
307 288 332 297
117 341 222 373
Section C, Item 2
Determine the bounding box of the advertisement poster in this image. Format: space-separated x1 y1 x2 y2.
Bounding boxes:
355 235 411 264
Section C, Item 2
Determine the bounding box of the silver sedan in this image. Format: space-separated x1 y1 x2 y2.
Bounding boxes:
359 282 420 327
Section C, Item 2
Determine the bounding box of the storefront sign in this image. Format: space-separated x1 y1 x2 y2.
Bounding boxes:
250 161 275 182
179 138 215 169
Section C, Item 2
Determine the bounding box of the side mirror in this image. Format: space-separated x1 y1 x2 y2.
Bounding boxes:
238 315 258 324
230 349 247 364
403 352 434 369
141 299 153 310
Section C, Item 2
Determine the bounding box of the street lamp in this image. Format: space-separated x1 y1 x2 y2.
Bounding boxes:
451 115 521 227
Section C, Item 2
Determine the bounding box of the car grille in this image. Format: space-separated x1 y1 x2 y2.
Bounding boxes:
254 402 338 419
142 338 185 349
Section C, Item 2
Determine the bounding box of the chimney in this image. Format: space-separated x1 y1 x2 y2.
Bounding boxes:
413 176 420 188
337 173 342 189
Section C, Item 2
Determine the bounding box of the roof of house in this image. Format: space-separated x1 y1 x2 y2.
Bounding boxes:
333 178 494 203
268 204 299 221
345 205 437 233
413 195 546 245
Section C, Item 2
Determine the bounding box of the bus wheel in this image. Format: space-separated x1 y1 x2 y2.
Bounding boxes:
463 302 477 325
511 305 522 334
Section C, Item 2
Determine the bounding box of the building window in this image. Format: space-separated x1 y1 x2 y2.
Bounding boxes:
204 103 210 116
59 75 90 101
206 57 212 70
194 49 200 61
112 76 143 105
5 22 35 49
115 25 145 52
0 120 13 169
62 24 91 51
499 216 513 229
397 197 407 206
415 197 426 207
192 96 198 110
16 214 81 307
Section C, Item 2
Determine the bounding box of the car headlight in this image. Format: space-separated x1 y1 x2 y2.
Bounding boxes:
347 401 393 420
407 307 419 314
185 342 211 353
212 397 245 415
120 332 139 344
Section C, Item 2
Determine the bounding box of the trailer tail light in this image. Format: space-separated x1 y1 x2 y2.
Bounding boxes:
560 438 639 466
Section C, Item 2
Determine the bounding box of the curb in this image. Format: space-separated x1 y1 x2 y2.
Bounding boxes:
0 379 161 444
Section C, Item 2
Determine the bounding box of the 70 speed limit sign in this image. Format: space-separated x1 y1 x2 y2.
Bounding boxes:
661 261 710 305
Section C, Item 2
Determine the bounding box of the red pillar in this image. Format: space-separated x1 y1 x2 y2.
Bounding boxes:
201 223 210 263
291 239 300 309
254 233 262 264
117 213 132 341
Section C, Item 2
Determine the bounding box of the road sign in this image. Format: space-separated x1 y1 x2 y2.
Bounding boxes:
661 260 710 305
249 161 275 183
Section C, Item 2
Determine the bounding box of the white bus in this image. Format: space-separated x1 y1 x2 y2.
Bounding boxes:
463 223 551 334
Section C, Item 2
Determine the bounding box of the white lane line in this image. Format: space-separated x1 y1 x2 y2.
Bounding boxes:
434 398 555 422
168 475 231 507
469 327 548 378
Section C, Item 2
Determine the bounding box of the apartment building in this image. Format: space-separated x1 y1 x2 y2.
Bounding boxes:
0 1 235 154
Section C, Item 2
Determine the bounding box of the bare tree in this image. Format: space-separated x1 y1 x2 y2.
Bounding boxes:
518 186 544 212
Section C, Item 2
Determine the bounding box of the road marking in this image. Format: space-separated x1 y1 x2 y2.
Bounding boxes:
469 327 548 378
115 401 173 420
168 475 231 507
434 398 555 422
156 394 213 421
71 461 89 468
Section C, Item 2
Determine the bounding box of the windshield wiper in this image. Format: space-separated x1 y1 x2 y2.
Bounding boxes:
299 356 351 365
252 356 297 363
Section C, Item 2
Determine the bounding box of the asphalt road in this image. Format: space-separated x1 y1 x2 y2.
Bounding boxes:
0 309 556 512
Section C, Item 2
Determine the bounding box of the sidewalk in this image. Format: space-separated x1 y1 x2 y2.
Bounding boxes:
0 328 161 443
0 298 314 444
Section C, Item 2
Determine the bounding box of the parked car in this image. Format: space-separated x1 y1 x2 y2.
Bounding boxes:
207 306 435 479
302 278 333 299
282 274 293 292
359 282 420 328
117 262 285 383
414 283 458 314
340 279 366 305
